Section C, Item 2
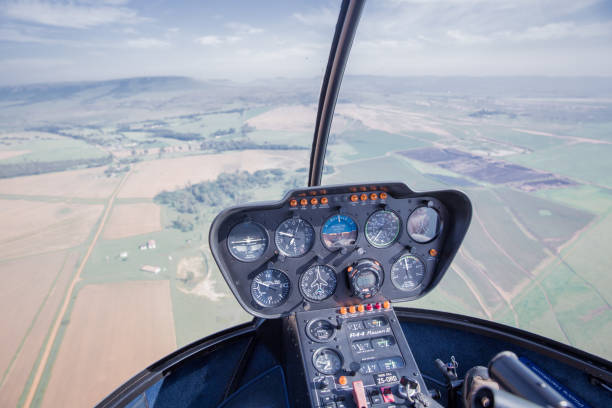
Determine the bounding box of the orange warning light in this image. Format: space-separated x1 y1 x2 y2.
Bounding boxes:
300 198 308 206
360 193 368 201
383 300 391 309
290 199 297 207
429 248 438 257
350 195 359 202
339 307 347 315
320 197 328 205
348 305 356 314
311 198 318 205
370 193 378 200
380 192 388 200
339 376 348 385
357 304 365 313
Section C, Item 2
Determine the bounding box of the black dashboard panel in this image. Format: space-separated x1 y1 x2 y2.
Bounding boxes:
209 182 472 319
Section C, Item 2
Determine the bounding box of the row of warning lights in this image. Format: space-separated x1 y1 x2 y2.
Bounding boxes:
289 192 388 207
339 301 391 315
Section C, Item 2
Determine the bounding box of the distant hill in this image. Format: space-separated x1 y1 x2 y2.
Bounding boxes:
0 76 204 104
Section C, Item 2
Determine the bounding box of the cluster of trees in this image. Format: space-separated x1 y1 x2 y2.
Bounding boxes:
155 169 285 231
0 155 112 178
199 139 307 152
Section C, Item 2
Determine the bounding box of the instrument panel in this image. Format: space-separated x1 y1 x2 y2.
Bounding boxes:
210 182 471 318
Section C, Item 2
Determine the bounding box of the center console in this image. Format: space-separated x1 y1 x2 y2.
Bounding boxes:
295 303 438 408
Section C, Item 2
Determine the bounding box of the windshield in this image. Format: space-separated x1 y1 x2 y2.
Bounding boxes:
0 1 337 407
324 0 612 362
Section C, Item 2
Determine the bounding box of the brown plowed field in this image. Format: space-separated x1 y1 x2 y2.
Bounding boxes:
0 250 79 407
103 202 161 240
0 199 103 259
41 280 176 408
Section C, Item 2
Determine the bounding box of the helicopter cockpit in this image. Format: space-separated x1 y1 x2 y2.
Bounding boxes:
93 1 612 408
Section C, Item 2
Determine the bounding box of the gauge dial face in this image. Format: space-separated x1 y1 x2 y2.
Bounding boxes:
390 254 426 291
227 221 268 262
312 348 343 375
365 210 401 248
275 217 314 257
300 265 337 301
250 269 290 307
306 319 336 342
321 214 358 250
407 206 440 243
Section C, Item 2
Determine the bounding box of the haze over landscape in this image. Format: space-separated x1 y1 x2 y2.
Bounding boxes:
0 1 611 407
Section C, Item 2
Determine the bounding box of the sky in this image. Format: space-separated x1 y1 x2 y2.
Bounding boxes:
1 0 611 86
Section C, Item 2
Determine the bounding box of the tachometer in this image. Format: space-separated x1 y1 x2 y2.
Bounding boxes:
227 221 268 262
365 210 400 248
321 214 358 250
275 217 314 257
250 269 290 307
390 254 425 291
300 265 337 301
312 348 343 375
407 206 440 243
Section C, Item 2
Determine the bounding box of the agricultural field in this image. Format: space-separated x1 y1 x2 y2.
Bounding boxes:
0 75 611 408
103 203 162 240
39 281 176 408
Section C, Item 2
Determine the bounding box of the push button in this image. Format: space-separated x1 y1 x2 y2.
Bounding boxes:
321 395 334 404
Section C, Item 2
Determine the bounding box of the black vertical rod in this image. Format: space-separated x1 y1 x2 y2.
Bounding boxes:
308 0 365 187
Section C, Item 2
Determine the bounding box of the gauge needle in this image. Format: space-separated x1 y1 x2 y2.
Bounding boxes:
257 281 280 289
278 232 294 237
374 230 383 240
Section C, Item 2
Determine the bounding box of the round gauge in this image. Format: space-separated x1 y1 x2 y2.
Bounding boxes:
227 221 268 262
250 269 290 308
407 206 440 243
321 214 358 250
347 259 384 299
306 319 336 342
275 217 315 257
300 265 337 301
365 210 401 248
390 254 426 291
312 348 343 375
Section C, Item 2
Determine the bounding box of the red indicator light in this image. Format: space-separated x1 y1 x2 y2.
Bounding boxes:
366 303 373 311
375 302 381 310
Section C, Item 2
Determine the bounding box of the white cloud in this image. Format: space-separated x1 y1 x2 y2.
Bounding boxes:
125 37 169 49
196 35 223 46
196 35 241 46
293 7 337 26
226 22 263 35
2 0 149 29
